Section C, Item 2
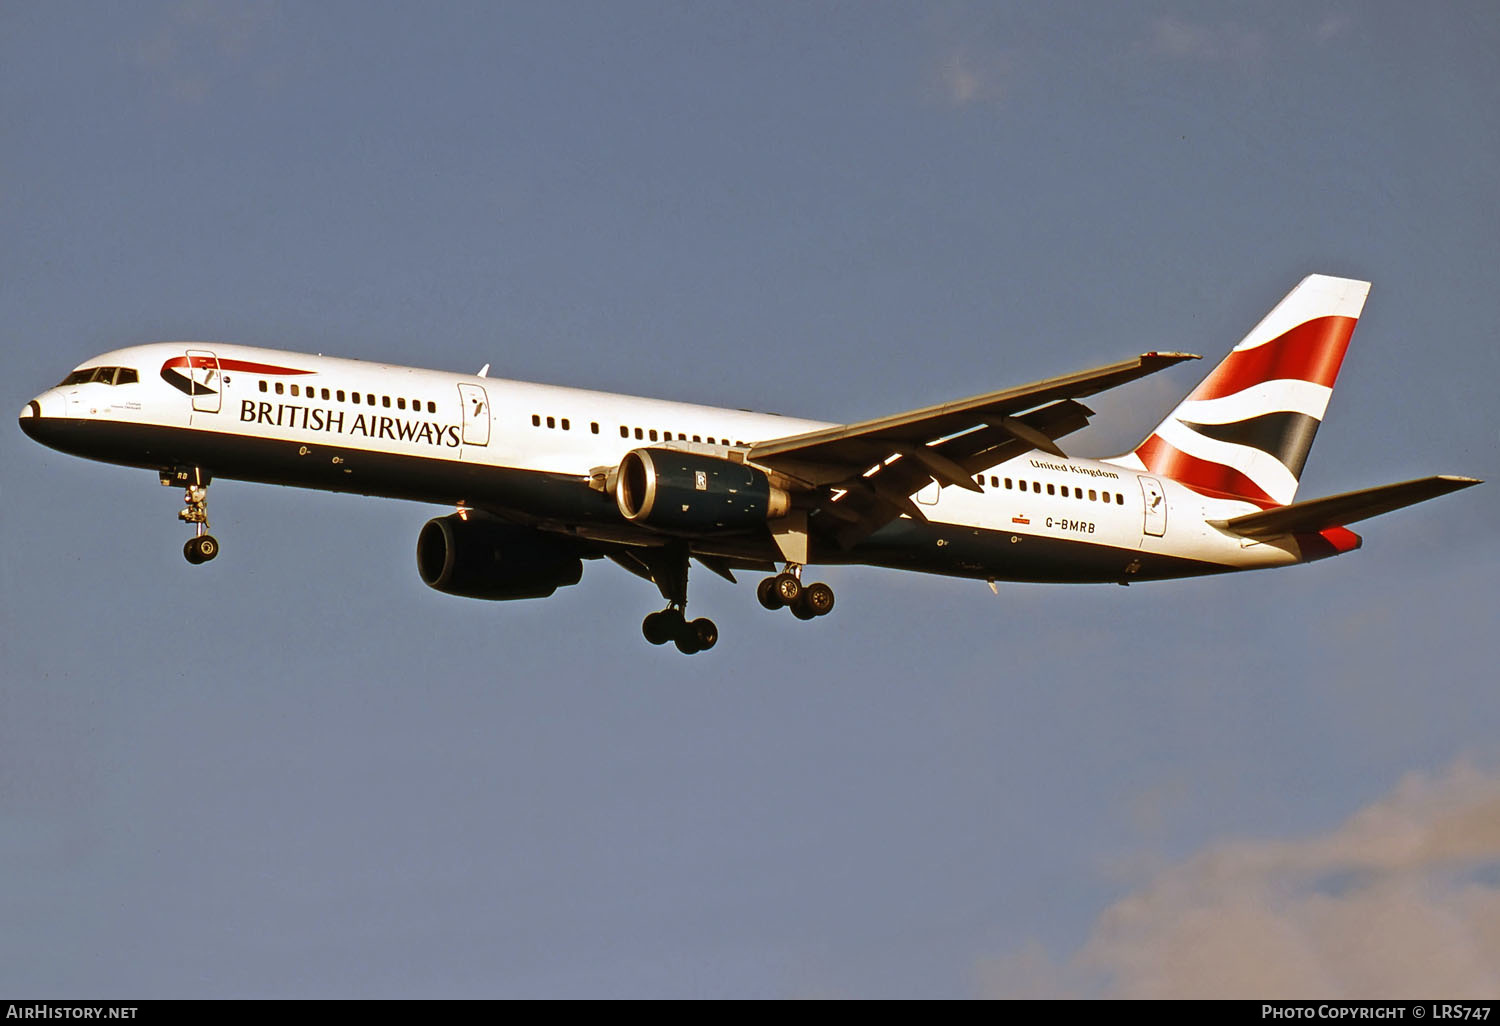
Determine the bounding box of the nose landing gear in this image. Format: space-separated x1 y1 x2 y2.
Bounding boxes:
163 467 219 565
756 565 835 620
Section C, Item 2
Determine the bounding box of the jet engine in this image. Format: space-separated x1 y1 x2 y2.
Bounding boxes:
417 513 584 600
614 448 790 532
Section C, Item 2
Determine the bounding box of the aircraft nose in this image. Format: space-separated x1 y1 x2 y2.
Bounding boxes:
19 395 48 441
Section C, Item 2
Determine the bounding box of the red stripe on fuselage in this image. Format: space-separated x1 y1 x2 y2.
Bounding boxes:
162 356 314 375
1188 315 1356 401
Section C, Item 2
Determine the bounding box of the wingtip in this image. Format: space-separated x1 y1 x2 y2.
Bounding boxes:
1142 351 1201 362
1438 474 1483 486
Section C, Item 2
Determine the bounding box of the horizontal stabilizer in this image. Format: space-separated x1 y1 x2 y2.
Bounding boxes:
1210 475 1482 539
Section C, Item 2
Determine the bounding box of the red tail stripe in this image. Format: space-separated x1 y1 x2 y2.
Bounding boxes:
1134 434 1279 507
1188 315 1356 401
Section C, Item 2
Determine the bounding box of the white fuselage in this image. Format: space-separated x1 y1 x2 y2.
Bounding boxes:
22 341 1307 583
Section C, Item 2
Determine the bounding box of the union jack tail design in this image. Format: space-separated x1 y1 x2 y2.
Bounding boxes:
1109 274 1371 507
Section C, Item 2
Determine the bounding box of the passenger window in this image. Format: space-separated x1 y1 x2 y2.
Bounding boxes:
532 415 540 426
620 426 629 438
337 390 346 402
428 401 437 414
1089 489 1097 501
366 394 375 405
382 396 391 408
259 380 268 393
635 427 643 440
693 435 701 443
275 382 284 395
397 398 406 410
352 392 361 404
322 388 330 400
546 416 555 429
291 384 300 397
1060 486 1069 497
1047 483 1055 495
562 419 570 431
1116 493 1125 504
649 429 658 441
591 422 599 434
1102 492 1111 504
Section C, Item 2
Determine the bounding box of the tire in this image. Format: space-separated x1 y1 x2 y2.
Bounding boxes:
690 618 718 651
803 582 835 617
773 573 802 605
791 599 817 621
194 535 219 562
183 539 204 565
756 578 783 610
673 630 702 654
642 610 676 645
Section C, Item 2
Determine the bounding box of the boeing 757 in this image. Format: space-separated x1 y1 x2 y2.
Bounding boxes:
19 275 1480 652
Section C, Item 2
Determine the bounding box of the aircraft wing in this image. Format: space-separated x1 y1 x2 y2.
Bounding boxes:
747 351 1198 548
1210 475 1482 540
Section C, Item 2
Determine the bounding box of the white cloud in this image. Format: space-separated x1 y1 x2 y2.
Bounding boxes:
936 47 1010 108
131 0 282 106
977 760 1500 998
1148 17 1266 66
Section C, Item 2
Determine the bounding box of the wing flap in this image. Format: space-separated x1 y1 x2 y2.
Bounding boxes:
1210 475 1481 539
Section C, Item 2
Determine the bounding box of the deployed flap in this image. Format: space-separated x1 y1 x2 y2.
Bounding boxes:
1210 475 1481 539
739 350 1194 552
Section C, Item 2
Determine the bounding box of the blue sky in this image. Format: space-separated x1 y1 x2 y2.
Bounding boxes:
3 1 1497 998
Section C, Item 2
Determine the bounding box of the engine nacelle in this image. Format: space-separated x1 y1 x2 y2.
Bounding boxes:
417 513 583 600
615 448 790 531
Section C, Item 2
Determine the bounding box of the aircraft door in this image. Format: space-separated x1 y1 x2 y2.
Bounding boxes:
186 349 222 414
457 383 490 446
1139 475 1167 537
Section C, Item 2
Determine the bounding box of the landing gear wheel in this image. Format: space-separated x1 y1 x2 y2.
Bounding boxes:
772 573 802 606
791 601 818 620
803 582 834 617
643 609 681 646
757 578 784 610
689 618 718 652
184 534 219 564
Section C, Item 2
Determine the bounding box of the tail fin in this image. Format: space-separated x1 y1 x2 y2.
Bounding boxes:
1108 274 1371 507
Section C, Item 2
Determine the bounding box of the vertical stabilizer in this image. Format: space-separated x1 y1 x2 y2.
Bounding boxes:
1108 274 1370 506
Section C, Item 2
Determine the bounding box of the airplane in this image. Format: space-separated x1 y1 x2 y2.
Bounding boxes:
18 274 1480 653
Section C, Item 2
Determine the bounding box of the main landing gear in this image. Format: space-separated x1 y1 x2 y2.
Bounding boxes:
638 544 718 655
756 565 835 621
642 607 719 655
162 467 219 565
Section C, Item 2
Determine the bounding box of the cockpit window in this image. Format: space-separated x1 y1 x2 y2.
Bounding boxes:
57 366 138 387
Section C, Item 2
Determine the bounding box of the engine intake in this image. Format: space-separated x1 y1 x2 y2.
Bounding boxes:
417 513 583 600
615 448 789 531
